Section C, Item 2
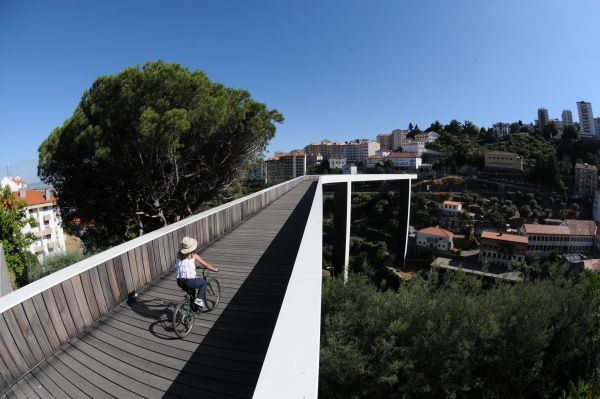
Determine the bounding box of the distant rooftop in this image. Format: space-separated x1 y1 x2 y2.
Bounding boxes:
481 231 528 244
442 200 462 206
12 188 56 206
418 227 454 238
575 163 598 171
523 219 596 236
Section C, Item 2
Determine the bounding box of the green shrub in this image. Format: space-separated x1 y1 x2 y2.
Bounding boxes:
27 251 91 283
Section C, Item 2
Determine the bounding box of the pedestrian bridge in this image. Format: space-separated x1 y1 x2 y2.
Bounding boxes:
0 174 413 398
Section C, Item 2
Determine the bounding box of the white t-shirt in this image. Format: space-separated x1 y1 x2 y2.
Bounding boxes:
176 257 197 279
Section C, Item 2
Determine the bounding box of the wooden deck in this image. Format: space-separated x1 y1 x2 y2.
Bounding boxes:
1 181 317 399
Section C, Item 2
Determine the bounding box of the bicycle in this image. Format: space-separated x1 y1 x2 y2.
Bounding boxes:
172 268 221 338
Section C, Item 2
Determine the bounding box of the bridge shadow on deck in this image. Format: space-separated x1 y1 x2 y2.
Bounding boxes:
163 181 317 398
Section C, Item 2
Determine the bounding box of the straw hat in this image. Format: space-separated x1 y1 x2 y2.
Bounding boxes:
179 237 198 254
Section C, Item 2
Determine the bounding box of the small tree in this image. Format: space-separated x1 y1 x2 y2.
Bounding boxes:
0 187 37 286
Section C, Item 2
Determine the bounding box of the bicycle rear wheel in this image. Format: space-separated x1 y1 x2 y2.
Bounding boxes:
204 278 221 311
173 299 195 337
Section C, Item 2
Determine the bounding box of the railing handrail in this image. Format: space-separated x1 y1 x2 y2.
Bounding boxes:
0 175 311 314
253 177 323 398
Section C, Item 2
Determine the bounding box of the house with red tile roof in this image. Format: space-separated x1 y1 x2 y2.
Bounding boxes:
479 231 528 267
416 227 454 252
439 200 462 215
12 188 66 261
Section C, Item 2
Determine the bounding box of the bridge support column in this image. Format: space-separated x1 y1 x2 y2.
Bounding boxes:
394 179 411 269
332 182 351 283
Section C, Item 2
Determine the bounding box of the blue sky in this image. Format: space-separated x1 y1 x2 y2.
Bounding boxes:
1 0 599 183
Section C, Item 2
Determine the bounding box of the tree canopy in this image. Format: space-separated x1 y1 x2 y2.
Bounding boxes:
320 269 600 398
0 186 36 286
39 61 283 250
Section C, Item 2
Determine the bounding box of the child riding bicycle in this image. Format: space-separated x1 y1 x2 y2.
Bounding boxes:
175 236 219 308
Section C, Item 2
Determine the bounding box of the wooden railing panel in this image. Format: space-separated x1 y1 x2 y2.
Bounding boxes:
0 314 30 374
140 245 152 283
41 289 71 344
24 297 59 355
9 304 45 364
97 263 116 310
49 284 77 337
59 280 86 333
119 253 134 294
105 259 123 305
89 267 109 315
0 355 8 392
70 275 94 329
80 271 101 321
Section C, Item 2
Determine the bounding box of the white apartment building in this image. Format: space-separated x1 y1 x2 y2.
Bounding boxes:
399 139 425 156
304 139 380 164
366 153 422 169
414 131 439 143
14 188 67 262
577 101 595 139
492 122 511 137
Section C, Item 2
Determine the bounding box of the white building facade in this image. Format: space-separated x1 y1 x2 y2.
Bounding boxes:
416 227 454 252
399 139 425 156
366 153 422 169
414 131 439 143
492 122 511 137
328 155 347 169
305 140 380 164
15 188 67 262
1 176 26 192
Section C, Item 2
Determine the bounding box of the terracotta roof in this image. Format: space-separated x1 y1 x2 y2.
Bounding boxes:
486 151 520 157
418 227 454 238
13 189 56 206
523 224 570 235
481 231 528 244
523 220 596 236
584 259 600 272
565 219 597 235
442 200 462 207
387 152 419 158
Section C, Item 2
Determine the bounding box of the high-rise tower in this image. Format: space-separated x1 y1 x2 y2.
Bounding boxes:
561 109 573 126
577 101 595 139
537 108 549 129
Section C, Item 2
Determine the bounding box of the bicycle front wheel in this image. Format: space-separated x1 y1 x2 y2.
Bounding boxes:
173 299 195 337
205 278 221 311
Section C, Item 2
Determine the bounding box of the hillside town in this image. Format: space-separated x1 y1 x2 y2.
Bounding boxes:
248 100 600 280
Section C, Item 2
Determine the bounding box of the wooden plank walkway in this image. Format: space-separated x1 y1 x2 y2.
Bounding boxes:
1 181 317 399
